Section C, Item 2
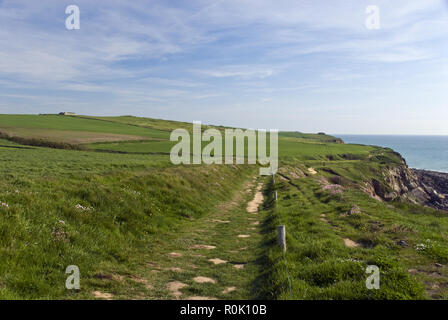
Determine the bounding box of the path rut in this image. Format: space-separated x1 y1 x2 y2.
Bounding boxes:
95 173 267 300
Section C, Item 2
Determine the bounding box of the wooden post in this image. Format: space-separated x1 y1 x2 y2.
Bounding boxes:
274 190 278 201
278 225 286 252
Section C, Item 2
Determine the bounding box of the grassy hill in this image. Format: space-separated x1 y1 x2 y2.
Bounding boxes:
0 114 447 299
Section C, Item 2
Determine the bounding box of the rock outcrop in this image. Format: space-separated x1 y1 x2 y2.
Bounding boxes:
411 169 448 211
363 161 448 211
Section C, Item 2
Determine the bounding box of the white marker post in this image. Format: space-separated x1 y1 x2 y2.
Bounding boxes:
278 225 286 252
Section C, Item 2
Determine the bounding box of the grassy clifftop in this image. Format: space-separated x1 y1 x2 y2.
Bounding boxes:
0 114 447 299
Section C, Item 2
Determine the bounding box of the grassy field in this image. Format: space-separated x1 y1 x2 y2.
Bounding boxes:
0 114 169 146
0 114 447 299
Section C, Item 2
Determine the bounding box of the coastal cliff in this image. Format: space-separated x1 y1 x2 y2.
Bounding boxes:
362 154 448 211
411 169 448 211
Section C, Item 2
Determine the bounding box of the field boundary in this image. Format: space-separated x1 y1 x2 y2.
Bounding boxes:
0 131 86 150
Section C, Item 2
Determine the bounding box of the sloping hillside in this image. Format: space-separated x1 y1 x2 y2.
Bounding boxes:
0 114 447 299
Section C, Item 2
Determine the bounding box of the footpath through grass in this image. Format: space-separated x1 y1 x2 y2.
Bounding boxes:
0 138 263 299
93 174 269 300
2 114 448 300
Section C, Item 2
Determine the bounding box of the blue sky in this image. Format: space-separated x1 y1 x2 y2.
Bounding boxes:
0 0 447 134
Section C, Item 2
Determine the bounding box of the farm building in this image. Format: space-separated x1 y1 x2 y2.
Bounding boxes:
59 112 76 115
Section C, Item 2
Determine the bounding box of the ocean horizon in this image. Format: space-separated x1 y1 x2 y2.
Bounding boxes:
336 135 448 173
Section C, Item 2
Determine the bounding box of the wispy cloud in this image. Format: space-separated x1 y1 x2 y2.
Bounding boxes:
194 65 276 79
0 0 447 133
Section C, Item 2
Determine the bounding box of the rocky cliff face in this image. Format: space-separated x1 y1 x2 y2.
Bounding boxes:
411 169 448 211
362 157 448 211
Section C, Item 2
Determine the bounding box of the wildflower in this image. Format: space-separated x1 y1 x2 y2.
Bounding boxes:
415 243 427 251
339 258 360 263
75 204 92 211
51 226 69 242
322 184 343 194
0 202 8 208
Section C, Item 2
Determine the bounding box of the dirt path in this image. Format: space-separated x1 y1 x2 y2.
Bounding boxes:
94 174 267 299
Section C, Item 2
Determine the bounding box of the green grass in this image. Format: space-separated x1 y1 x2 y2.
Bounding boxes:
259 162 448 299
0 114 170 144
89 140 175 154
1 114 448 300
88 122 371 160
1 115 366 160
0 140 256 298
279 131 343 143
81 115 198 132
278 138 378 160
112 174 269 300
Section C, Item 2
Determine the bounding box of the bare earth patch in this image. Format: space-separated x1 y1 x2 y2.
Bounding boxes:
166 267 183 272
308 167 317 175
166 281 188 298
186 296 217 300
210 219 230 223
233 264 245 269
238 234 250 238
408 269 418 275
168 252 183 257
222 287 237 294
146 261 161 268
289 171 302 179
251 221 260 225
208 258 227 265
246 183 264 214
343 238 360 248
193 276 216 284
190 244 216 250
130 276 153 289
92 291 114 300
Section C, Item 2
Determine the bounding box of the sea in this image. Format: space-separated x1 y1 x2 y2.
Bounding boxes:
336 135 448 173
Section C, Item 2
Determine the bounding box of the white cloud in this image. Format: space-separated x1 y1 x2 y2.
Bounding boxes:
194 66 275 79
0 0 447 133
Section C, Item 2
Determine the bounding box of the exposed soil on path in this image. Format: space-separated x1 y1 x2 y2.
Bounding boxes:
246 183 264 214
92 172 267 300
